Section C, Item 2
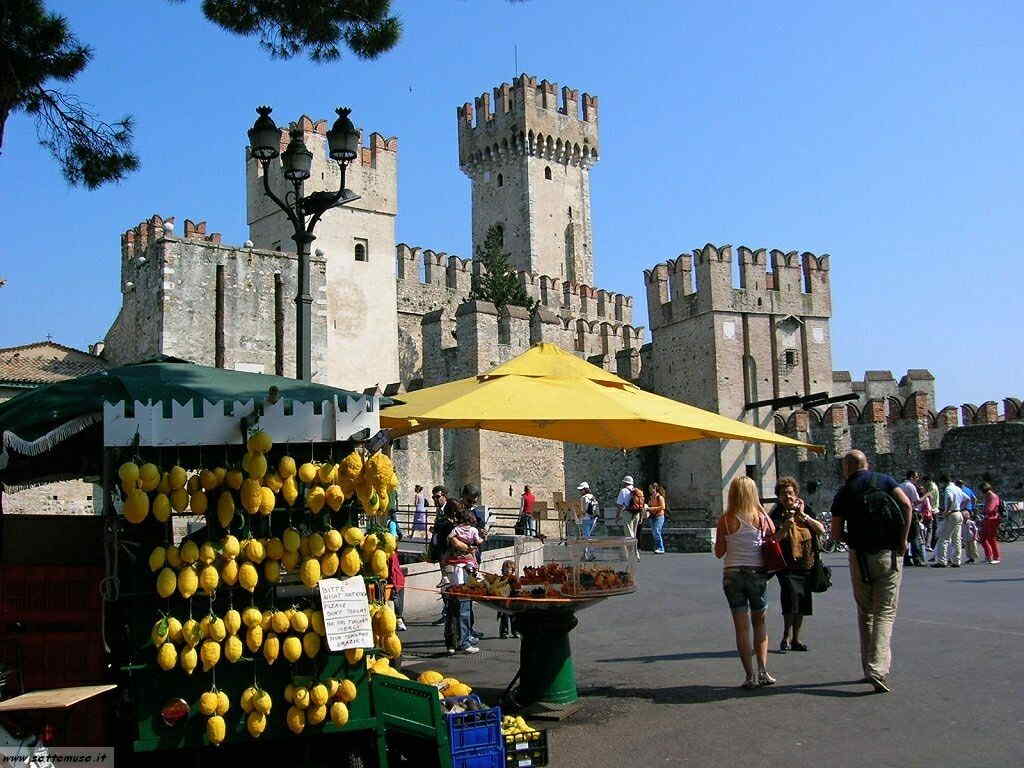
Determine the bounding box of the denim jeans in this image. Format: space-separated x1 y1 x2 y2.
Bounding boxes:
444 597 474 650
650 515 666 551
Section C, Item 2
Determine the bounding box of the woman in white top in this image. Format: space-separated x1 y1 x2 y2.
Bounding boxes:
714 476 777 689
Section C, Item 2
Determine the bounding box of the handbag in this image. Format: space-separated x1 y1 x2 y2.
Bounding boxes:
808 536 832 593
760 515 788 573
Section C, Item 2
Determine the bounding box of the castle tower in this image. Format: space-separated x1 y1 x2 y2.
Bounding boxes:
457 75 599 286
643 245 833 513
246 116 399 391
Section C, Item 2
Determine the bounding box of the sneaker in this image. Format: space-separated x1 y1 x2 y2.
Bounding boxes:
447 648 456 656
991 559 1001 564
654 549 665 554
499 633 509 639
461 646 480 655
779 640 789 653
965 558 976 564
758 671 776 686
930 563 946 568
790 641 808 652
432 616 446 626
950 563 961 568
396 618 407 632
510 632 519 639
870 676 891 694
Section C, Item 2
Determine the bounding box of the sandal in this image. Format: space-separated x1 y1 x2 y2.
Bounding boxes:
790 641 808 652
758 671 776 686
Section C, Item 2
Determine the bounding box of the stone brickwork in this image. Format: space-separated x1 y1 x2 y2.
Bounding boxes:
246 117 399 391
777 395 1024 504
642 244 834 515
1 480 100 515
105 214 328 378
458 74 599 284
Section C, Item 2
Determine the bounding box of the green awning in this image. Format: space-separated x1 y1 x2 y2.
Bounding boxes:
0 358 392 489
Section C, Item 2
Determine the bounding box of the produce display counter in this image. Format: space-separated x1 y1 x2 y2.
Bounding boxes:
447 538 637 719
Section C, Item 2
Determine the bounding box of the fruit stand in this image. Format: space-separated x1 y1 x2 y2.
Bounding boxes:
448 537 637 719
0 361 529 768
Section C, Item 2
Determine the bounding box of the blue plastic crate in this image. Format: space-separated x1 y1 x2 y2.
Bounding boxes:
447 704 503 755
452 745 506 768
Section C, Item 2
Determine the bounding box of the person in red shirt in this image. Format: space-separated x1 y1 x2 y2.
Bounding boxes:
388 549 407 631
979 482 1002 564
518 485 538 537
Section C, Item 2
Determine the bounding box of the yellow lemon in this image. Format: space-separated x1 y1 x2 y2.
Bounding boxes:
286 706 305 734
224 635 242 663
118 462 140 490
151 493 171 523
246 711 266 738
245 624 263 653
179 646 198 675
180 539 199 564
149 546 166 573
302 632 321 659
278 455 296 478
263 560 281 583
306 486 326 514
220 559 239 586
259 486 275 516
330 701 349 727
225 469 243 490
205 715 225 745
283 528 301 553
336 678 357 703
307 704 327 725
177 567 198 599
124 489 149 524
262 633 279 665
282 635 302 663
247 430 272 454
216 491 235 528
170 488 189 513
281 476 299 506
300 558 321 589
156 642 176 671
168 465 187 491
199 691 218 716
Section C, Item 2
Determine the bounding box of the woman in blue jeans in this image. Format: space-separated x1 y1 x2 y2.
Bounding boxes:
714 476 777 689
648 483 667 553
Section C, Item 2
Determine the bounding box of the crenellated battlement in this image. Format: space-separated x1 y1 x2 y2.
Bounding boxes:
121 214 222 261
246 114 398 230
776 392 1024 471
395 243 633 324
261 115 398 169
643 243 832 330
457 73 599 174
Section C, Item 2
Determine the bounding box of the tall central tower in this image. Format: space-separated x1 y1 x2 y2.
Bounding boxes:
457 74 599 285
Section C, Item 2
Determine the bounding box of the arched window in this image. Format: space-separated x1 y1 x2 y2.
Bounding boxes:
544 166 552 180
497 173 503 187
354 242 367 262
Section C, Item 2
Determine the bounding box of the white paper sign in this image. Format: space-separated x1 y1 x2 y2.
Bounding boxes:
319 577 374 651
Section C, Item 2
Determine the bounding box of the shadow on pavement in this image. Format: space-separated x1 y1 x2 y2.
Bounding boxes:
595 651 736 663
949 577 1024 583
581 679 875 704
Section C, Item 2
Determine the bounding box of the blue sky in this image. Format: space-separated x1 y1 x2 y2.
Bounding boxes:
1 0 1021 409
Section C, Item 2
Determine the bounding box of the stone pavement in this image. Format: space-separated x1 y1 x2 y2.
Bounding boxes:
399 546 1024 767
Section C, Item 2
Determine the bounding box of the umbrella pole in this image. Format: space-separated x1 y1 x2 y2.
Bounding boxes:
514 610 582 720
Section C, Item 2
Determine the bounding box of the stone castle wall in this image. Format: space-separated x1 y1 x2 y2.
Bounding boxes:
395 242 640 388
777 394 1024 505
458 74 600 284
105 214 328 378
643 244 834 514
246 117 399 391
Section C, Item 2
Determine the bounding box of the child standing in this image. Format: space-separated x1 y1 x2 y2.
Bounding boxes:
497 560 519 639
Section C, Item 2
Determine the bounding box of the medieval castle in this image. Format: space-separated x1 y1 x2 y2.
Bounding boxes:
95 73 1023 520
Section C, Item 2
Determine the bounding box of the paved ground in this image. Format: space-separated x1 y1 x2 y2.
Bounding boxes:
400 545 1024 767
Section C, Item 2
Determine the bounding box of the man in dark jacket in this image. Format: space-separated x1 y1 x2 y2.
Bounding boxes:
830 450 911 693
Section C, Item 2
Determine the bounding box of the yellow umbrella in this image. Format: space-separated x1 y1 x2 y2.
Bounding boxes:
382 343 820 451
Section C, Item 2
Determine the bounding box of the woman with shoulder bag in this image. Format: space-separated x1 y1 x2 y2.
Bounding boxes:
714 476 778 689
770 476 826 653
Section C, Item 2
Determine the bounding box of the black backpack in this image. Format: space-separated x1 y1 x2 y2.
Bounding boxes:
847 474 905 580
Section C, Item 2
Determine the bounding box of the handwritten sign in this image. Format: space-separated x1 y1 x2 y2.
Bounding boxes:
319 576 374 651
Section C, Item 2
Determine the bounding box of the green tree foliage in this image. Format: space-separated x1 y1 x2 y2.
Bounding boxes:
0 0 402 188
471 225 535 311
196 0 402 62
0 0 138 188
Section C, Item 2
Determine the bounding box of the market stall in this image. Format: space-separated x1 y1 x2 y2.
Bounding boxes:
0 360 532 768
382 342 821 718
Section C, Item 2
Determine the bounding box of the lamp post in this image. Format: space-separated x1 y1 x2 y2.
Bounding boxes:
247 106 360 381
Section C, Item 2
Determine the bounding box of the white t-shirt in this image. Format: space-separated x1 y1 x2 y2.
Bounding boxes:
616 486 634 513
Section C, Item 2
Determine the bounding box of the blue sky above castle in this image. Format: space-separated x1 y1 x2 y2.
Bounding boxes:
1 0 1021 409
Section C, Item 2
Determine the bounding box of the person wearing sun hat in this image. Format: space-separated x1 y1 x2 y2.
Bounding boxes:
576 481 599 538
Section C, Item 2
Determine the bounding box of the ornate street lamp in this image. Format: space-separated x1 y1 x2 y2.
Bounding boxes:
247 106 360 381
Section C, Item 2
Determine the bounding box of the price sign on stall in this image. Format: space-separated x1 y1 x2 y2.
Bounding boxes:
319 576 374 651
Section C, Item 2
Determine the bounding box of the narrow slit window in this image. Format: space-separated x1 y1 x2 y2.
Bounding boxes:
544 166 552 180
497 173 503 187
354 240 368 262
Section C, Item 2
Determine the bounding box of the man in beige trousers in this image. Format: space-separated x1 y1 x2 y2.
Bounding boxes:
830 451 912 693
